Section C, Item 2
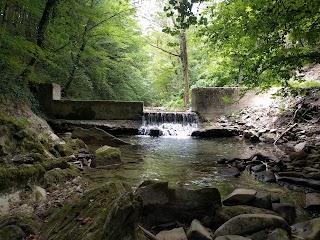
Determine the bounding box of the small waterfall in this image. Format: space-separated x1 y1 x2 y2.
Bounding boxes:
139 112 200 137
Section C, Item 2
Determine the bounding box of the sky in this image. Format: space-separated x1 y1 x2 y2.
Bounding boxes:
132 0 161 33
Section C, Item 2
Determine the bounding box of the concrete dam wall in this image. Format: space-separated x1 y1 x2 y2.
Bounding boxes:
35 84 143 120
192 87 276 120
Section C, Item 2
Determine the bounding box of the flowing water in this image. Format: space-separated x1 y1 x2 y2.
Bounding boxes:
139 112 199 137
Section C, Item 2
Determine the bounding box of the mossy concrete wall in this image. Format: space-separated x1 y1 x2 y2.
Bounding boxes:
192 87 276 119
35 84 143 120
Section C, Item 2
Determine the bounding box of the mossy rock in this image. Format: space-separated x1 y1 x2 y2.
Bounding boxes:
54 138 89 157
40 182 143 240
213 205 279 228
136 181 221 227
43 167 81 187
0 158 73 191
0 164 46 191
0 215 41 240
94 145 122 167
72 127 130 148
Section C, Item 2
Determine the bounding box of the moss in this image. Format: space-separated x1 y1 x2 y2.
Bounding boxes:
30 153 46 162
22 138 46 153
13 130 30 140
54 143 73 157
0 215 41 239
0 164 46 191
0 112 28 130
40 182 143 240
41 158 70 171
43 167 80 186
95 146 121 159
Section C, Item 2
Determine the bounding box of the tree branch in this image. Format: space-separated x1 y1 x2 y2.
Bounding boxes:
149 43 180 57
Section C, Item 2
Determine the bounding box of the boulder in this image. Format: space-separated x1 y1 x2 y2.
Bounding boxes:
291 217 320 240
251 164 266 173
136 181 221 227
186 219 212 240
213 205 278 228
266 228 290 240
214 236 250 240
276 176 320 190
251 192 272 210
94 145 121 167
212 214 291 239
294 141 307 152
243 130 259 142
259 132 277 143
248 227 290 240
149 128 162 137
255 170 276 183
272 203 296 225
0 216 40 240
305 192 320 211
222 189 256 206
191 128 239 138
0 225 26 240
40 182 143 240
218 167 240 178
72 127 130 147
289 151 309 161
156 227 187 240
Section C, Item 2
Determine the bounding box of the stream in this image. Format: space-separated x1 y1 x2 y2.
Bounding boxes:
88 135 311 222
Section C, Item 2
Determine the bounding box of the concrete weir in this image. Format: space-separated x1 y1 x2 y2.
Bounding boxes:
191 87 276 120
34 84 275 135
34 83 143 121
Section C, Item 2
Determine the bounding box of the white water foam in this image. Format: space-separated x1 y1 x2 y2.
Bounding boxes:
139 112 200 137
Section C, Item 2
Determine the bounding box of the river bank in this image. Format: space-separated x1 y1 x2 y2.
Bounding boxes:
0 88 320 239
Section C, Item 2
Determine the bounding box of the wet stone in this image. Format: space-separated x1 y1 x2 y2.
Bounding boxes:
218 167 240 178
156 227 187 240
223 188 257 206
251 164 266 172
212 214 291 239
255 170 276 183
251 192 272 210
305 192 320 212
272 203 296 225
291 217 320 240
186 219 212 240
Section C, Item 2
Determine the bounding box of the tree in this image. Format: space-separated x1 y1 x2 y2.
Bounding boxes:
162 0 207 106
0 0 150 103
201 0 320 92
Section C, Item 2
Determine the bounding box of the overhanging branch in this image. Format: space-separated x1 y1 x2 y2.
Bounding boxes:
149 43 180 57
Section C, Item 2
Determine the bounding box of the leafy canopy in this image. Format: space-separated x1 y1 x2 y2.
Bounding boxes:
200 0 320 91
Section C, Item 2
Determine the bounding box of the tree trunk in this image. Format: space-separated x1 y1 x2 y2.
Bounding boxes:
19 0 58 81
64 33 87 96
180 29 189 107
1 0 9 26
64 0 95 97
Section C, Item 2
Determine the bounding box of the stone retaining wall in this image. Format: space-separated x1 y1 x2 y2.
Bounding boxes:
35 84 143 120
192 87 276 120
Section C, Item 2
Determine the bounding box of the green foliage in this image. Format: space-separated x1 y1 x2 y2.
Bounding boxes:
163 0 208 34
200 0 320 90
0 0 150 103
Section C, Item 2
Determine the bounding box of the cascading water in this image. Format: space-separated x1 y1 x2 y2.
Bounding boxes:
139 111 200 137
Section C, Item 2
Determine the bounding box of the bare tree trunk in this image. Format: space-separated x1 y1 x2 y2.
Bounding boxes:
64 31 87 95
180 29 189 107
19 0 58 81
1 0 9 26
63 0 97 97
